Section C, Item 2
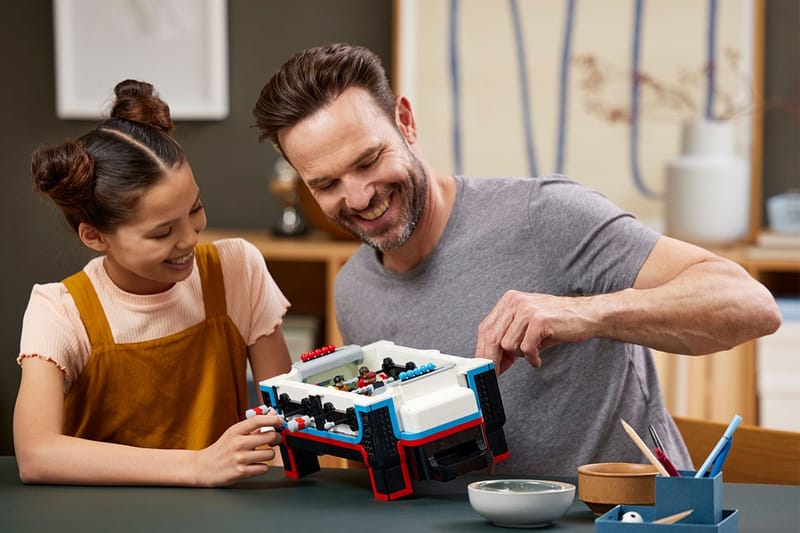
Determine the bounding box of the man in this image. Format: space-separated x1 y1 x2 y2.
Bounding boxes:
253 43 781 476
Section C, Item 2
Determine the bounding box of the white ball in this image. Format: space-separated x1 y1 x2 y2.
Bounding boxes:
621 511 644 523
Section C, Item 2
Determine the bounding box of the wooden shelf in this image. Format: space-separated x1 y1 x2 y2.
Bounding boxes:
711 243 800 274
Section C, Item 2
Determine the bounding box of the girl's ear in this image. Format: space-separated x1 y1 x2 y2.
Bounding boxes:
78 223 108 253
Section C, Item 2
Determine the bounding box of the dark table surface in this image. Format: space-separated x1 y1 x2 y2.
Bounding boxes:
1 457 798 532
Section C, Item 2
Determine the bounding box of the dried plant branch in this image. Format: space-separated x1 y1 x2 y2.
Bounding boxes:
571 49 762 123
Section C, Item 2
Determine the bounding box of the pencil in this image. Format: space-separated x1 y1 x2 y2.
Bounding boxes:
653 509 694 524
620 419 671 477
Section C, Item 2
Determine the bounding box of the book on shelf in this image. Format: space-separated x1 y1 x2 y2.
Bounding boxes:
756 231 800 249
747 231 800 260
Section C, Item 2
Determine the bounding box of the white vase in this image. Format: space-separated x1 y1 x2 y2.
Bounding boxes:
665 120 750 245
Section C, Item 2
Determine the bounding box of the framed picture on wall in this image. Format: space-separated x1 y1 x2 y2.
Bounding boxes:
393 0 762 229
53 0 228 120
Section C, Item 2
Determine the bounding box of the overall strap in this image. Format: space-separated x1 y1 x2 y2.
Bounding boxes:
194 243 227 318
62 271 115 347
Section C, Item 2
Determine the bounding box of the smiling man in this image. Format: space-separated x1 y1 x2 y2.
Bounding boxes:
253 43 781 477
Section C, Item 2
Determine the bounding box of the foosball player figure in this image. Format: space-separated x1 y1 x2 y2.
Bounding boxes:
332 374 349 391
357 366 377 388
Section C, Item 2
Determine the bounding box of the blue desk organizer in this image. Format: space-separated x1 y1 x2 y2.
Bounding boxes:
594 471 739 532
656 470 722 524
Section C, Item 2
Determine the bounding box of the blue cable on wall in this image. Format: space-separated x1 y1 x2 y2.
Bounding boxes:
556 0 577 174
629 0 718 199
448 0 463 175
629 0 660 199
448 1 715 198
509 0 538 177
449 0 575 178
705 0 718 119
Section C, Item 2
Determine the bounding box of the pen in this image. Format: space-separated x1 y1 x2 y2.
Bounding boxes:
654 447 681 477
709 438 732 477
648 425 681 476
620 419 671 477
648 425 666 453
694 414 742 478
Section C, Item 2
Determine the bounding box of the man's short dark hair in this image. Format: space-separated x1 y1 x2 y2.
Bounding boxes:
253 43 396 154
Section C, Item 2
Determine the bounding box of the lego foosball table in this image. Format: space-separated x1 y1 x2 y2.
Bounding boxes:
252 340 508 500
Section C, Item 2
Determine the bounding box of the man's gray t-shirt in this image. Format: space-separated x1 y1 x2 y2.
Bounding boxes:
335 175 691 477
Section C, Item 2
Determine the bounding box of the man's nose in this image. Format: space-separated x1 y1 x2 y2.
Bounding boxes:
342 178 376 212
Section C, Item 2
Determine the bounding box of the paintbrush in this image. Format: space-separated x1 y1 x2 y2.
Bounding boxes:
653 509 694 524
619 419 670 477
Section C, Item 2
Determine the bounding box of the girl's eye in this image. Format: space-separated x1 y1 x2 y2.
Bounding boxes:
153 229 172 239
191 202 205 213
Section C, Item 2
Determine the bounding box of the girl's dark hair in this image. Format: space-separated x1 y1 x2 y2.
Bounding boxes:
253 43 396 154
31 79 186 233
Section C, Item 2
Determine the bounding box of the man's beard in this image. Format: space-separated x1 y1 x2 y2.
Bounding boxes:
331 149 429 252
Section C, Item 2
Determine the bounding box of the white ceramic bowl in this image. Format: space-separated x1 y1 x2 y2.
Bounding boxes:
467 479 576 528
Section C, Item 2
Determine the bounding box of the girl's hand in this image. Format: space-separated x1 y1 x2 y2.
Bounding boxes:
194 413 284 486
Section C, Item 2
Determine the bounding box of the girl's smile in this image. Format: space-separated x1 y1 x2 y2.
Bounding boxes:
163 251 195 270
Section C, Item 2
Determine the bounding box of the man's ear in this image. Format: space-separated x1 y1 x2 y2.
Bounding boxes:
395 96 418 144
78 223 108 253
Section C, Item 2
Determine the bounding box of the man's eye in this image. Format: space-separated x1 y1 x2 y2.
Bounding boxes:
361 156 379 169
191 202 205 213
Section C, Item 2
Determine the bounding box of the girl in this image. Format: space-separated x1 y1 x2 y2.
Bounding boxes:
14 80 290 486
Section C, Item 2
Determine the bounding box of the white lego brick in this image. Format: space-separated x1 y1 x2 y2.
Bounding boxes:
399 386 479 434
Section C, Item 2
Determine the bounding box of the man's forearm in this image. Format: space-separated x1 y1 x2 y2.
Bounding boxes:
596 258 781 354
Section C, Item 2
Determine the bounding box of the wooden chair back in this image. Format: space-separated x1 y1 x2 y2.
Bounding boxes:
673 416 800 485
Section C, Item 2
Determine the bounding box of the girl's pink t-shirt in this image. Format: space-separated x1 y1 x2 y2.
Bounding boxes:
18 238 290 392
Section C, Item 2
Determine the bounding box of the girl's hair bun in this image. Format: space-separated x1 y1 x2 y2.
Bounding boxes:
110 79 175 134
31 140 94 203
31 140 96 231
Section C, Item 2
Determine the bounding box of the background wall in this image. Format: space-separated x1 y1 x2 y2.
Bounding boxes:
397 0 756 225
0 0 393 455
0 1 795 455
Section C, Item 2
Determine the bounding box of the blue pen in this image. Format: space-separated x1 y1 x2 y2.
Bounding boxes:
694 414 742 478
709 438 733 477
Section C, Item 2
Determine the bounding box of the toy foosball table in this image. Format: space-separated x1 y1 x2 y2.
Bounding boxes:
254 340 508 500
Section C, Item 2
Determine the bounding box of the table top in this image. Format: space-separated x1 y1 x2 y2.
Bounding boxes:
0 457 797 532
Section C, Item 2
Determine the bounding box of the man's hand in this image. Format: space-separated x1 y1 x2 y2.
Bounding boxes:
474 290 597 374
